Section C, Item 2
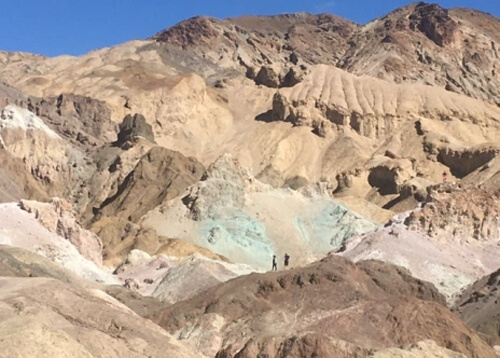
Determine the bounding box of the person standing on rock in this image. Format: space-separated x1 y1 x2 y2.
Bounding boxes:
272 255 278 271
442 171 448 183
284 253 290 268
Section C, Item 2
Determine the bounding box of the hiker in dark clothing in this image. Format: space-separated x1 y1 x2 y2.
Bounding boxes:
284 253 290 268
272 255 278 271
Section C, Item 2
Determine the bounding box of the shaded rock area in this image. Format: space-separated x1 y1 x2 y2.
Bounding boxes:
0 81 27 107
454 267 500 346
254 66 280 88
152 255 495 358
116 113 155 145
409 2 459 47
368 159 415 195
437 146 499 178
97 146 205 222
0 104 92 201
35 93 117 149
0 83 117 149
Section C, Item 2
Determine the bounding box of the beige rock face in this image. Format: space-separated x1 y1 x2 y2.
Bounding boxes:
271 64 500 139
0 202 117 284
0 105 70 187
0 277 202 358
405 183 500 243
0 104 94 202
0 149 49 203
19 198 103 265
90 216 224 267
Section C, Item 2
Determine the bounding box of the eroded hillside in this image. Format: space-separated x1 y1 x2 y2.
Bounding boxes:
0 2 500 357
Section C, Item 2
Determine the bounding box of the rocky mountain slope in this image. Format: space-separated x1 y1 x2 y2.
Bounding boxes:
0 276 201 358
339 183 500 300
0 242 488 358
453 267 500 346
152 255 495 358
142 154 378 268
0 3 499 210
0 2 499 357
152 3 500 105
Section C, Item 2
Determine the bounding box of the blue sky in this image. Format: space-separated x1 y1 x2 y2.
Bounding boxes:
1 1 498 57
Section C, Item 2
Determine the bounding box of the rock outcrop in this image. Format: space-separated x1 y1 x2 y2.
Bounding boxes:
405 183 500 243
34 93 117 149
19 198 103 265
90 216 222 267
152 255 495 358
339 184 500 300
270 65 500 139
149 4 500 106
0 202 117 284
97 146 205 222
0 4 499 357
0 277 201 358
116 113 155 145
453 267 500 346
142 154 377 268
0 6 499 210
408 3 459 47
436 145 499 178
0 104 89 199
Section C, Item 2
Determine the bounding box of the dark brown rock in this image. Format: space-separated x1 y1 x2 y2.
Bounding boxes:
453 267 500 346
409 3 459 47
36 93 116 149
116 113 155 145
254 66 280 88
98 146 204 222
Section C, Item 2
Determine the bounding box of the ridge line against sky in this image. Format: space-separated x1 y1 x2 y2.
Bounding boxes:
1 0 499 57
